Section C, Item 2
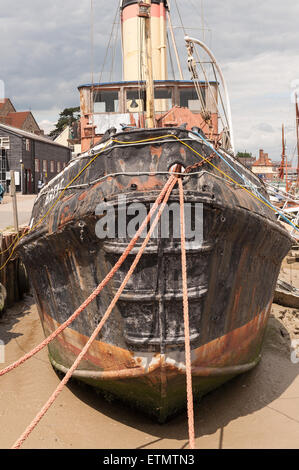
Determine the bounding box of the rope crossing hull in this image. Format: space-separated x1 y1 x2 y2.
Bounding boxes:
18 128 292 421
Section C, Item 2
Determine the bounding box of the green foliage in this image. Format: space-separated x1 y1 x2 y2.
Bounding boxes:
49 107 80 138
236 151 253 159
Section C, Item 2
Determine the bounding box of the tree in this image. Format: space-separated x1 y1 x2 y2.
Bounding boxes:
49 107 80 138
236 151 253 159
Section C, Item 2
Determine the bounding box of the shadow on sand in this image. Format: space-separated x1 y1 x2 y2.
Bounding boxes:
0 294 35 345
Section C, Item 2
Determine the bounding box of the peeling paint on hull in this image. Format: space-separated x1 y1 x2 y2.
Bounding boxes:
18 128 293 421
45 303 268 421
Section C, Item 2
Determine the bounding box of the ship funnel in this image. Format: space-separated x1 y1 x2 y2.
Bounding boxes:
121 0 168 81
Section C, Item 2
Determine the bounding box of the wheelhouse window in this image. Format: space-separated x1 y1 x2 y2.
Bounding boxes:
93 90 119 113
154 88 172 112
179 87 205 112
126 90 145 113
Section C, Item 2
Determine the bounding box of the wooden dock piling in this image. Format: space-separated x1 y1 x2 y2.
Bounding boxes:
0 226 30 312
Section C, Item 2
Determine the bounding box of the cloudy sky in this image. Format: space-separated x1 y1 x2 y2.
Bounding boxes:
0 0 298 162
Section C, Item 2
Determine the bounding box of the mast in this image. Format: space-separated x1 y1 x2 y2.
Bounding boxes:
143 0 155 128
279 124 285 180
282 124 289 193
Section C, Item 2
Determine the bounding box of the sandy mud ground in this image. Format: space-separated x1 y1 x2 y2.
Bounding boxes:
0 260 298 449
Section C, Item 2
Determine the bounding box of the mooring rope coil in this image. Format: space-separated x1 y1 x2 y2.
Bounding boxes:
11 174 179 449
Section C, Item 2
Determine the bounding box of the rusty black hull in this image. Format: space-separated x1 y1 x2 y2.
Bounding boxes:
19 128 292 421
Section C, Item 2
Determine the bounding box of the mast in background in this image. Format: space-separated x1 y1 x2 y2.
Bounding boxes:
282 124 289 193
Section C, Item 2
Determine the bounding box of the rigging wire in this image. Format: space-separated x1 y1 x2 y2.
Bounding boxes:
98 1 120 84
174 0 187 36
90 0 95 87
167 31 176 80
109 5 121 82
188 0 207 41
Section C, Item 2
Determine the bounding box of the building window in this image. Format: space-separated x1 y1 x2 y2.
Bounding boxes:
0 136 10 149
57 162 61 173
93 90 119 113
50 161 55 173
35 159 40 172
43 160 47 172
25 139 31 151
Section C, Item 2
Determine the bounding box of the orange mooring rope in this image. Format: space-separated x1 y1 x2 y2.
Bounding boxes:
0 176 175 379
11 175 178 449
178 177 196 450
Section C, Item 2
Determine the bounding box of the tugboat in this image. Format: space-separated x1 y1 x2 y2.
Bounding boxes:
19 0 292 421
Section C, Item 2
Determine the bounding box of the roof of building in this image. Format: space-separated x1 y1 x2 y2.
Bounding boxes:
0 122 70 150
0 98 16 112
0 99 7 110
0 111 32 128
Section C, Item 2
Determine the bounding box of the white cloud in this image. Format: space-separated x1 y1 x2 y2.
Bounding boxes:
38 119 56 135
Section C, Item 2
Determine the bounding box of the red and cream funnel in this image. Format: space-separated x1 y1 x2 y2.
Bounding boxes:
121 0 168 81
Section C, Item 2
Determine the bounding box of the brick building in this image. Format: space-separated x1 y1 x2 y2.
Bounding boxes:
0 98 42 135
251 149 279 181
0 122 71 194
236 153 256 170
